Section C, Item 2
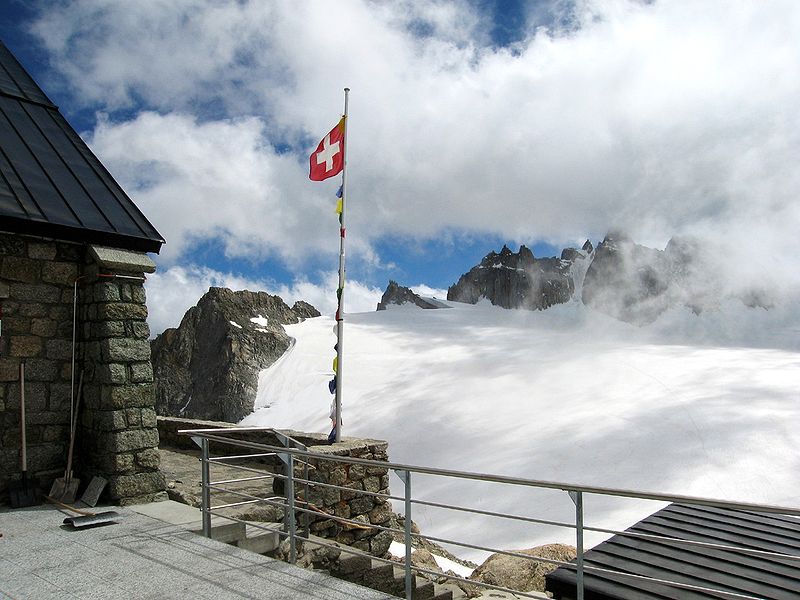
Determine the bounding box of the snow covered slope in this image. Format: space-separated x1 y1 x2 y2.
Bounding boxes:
241 299 800 559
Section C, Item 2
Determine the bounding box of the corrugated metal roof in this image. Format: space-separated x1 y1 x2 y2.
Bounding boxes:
0 40 164 253
546 503 800 599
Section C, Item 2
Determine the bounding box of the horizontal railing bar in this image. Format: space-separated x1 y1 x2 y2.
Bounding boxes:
584 525 800 563
411 496 577 531
183 426 281 434
182 429 800 517
207 485 287 509
210 474 274 485
211 461 274 476
412 531 572 570
208 495 284 511
208 452 278 461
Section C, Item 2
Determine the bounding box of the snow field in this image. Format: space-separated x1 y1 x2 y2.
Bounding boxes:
242 299 800 561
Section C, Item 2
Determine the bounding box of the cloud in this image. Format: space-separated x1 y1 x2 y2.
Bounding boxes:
145 264 382 336
31 0 800 289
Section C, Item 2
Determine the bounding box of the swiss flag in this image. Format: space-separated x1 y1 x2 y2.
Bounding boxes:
309 118 345 181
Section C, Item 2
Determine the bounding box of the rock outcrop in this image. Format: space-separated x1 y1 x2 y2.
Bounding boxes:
446 244 588 310
151 287 319 422
582 233 726 324
470 544 577 593
376 280 442 310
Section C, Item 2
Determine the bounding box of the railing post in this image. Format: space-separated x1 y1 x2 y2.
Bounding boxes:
286 452 297 564
198 437 211 538
569 490 585 600
395 469 413 599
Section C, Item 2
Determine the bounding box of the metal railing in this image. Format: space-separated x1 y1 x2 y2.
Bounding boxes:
181 427 800 600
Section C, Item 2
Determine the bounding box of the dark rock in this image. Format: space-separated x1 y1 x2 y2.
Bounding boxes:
446 245 576 310
376 280 441 311
582 233 733 324
582 239 594 253
582 234 671 324
151 287 318 422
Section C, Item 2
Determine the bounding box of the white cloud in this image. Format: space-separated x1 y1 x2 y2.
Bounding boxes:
145 264 382 336
32 0 800 291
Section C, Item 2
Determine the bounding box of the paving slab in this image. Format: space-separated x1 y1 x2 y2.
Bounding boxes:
0 503 394 600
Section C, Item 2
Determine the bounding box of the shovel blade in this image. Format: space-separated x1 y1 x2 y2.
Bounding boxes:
49 477 80 504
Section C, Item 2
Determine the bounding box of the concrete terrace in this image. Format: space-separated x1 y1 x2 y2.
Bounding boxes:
0 502 394 600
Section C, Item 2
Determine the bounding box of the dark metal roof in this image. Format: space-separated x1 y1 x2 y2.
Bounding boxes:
546 503 800 600
0 41 164 253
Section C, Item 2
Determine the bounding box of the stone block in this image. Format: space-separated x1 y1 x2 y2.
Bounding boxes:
97 363 128 384
93 410 128 431
47 382 70 408
42 424 69 443
1 256 41 283
10 283 60 303
102 428 159 453
125 408 142 427
130 362 153 383
23 359 58 382
98 452 135 474
119 284 132 302
10 335 42 357
100 383 154 409
349 496 374 516
129 321 151 339
134 448 161 470
55 242 82 262
27 242 57 260
140 407 157 428
42 262 78 285
30 318 57 337
348 464 366 481
7 381 47 411
107 470 165 500
94 320 125 338
93 282 120 302
368 501 393 525
0 359 19 382
329 466 347 486
132 286 146 304
89 246 155 274
46 339 72 360
341 481 363 501
19 303 48 317
4 316 30 334
27 411 69 425
0 234 25 256
97 302 148 321
363 476 382 493
102 338 151 362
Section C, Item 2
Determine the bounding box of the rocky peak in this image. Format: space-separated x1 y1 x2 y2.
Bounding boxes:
448 244 576 310
377 280 442 310
151 287 319 422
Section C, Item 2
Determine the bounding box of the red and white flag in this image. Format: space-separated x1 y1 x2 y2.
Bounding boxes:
309 118 345 181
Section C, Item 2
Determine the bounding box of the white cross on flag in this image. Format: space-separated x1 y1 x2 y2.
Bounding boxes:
309 118 345 181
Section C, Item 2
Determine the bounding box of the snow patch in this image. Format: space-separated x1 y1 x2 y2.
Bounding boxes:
229 320 242 329
250 314 269 327
388 542 474 578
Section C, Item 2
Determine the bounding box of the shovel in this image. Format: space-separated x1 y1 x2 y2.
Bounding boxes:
49 371 83 503
10 362 39 508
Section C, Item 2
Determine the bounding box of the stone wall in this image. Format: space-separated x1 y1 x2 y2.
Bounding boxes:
158 416 393 555
300 441 393 556
0 233 164 504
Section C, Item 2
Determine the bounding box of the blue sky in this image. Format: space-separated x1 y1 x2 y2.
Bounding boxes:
2 1 799 334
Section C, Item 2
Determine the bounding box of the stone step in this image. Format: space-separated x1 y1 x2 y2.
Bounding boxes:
202 520 247 544
237 524 281 554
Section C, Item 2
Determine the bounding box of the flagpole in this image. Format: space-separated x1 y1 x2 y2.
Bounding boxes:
335 87 349 443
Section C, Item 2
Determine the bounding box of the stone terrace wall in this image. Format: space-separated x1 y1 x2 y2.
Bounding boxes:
158 416 393 556
0 233 164 504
